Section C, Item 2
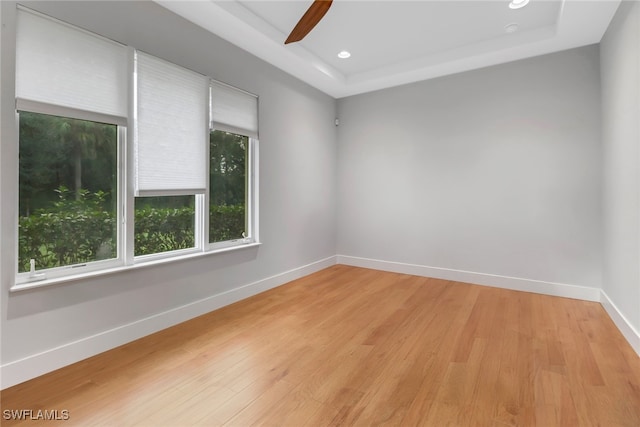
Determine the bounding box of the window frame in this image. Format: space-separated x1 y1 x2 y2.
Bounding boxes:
208 133 258 251
14 105 127 285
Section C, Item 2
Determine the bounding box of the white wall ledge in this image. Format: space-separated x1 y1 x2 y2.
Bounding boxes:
10 242 262 293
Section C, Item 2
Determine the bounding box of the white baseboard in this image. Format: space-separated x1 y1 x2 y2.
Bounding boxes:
0 256 337 390
600 290 640 357
336 255 602 302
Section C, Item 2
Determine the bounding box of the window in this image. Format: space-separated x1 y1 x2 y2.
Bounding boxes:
210 130 249 244
209 81 258 248
18 111 120 274
135 196 196 256
132 52 208 258
10 7 258 288
14 7 127 284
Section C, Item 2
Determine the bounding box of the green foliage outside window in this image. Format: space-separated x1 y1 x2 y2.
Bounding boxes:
18 111 119 272
18 186 116 272
210 130 248 243
19 111 118 216
134 196 196 257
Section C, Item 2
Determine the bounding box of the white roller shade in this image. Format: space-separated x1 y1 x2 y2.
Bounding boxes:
16 8 128 120
211 81 258 139
135 52 208 196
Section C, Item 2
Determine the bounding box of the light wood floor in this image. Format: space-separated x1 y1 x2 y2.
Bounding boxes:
2 265 640 426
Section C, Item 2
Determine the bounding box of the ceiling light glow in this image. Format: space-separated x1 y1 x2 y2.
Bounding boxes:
337 50 351 59
504 23 519 33
509 0 530 10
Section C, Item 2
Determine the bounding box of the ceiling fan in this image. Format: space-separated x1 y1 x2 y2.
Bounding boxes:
285 0 333 44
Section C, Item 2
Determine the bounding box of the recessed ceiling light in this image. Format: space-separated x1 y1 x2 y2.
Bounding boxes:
504 23 519 33
337 50 351 59
509 0 530 10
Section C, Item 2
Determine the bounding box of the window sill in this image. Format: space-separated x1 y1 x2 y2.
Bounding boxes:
10 242 262 292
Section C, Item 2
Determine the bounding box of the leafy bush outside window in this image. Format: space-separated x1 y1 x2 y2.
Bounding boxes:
134 196 195 256
19 191 246 272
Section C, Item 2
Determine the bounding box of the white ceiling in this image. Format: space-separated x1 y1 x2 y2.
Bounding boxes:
155 0 621 98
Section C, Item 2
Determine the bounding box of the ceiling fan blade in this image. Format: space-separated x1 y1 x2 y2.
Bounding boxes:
285 0 333 44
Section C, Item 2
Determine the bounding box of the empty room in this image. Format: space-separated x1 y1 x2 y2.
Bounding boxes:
1 0 639 425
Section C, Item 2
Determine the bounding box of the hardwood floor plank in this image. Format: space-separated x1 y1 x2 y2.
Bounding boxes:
2 265 639 426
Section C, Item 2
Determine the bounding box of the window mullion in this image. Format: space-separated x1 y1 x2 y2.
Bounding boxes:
203 91 212 250
124 46 136 266
195 194 206 251
250 138 259 243
117 127 126 264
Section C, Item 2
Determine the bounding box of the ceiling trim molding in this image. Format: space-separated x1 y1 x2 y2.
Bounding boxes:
155 0 620 99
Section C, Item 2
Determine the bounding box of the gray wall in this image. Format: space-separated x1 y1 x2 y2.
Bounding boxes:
601 1 640 332
337 46 603 288
1 1 337 371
